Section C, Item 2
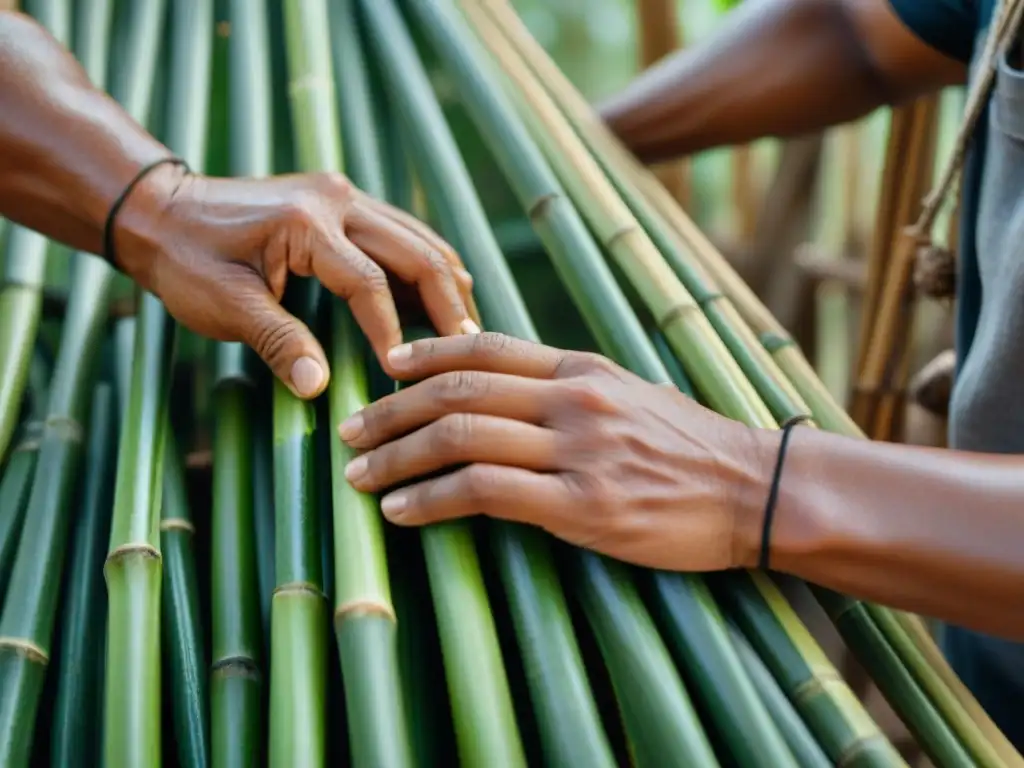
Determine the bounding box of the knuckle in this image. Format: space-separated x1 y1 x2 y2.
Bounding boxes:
433 370 488 406
560 379 616 413
459 464 496 507
419 245 450 276
280 198 317 229
353 259 390 294
314 171 353 199
251 319 293 369
470 331 515 359
432 413 473 454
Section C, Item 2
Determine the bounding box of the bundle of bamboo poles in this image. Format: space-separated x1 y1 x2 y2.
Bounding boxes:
0 0 1017 766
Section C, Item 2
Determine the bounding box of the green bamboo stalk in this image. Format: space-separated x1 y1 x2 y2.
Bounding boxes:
727 622 832 768
0 0 148 759
0 0 73 461
210 375 262 768
649 571 797 766
0 424 40 602
321 2 415 763
405 4 796 766
814 589 973 767
252 405 275 662
162 428 210 768
152 5 214 766
718 572 904 767
49 381 117 768
577 556 719 766
207 1 270 765
268 7 334 764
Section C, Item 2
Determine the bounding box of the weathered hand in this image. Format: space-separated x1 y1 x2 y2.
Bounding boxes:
116 165 477 398
337 333 770 572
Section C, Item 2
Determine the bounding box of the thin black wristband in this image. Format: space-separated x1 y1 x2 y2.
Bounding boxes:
758 414 812 571
102 157 189 269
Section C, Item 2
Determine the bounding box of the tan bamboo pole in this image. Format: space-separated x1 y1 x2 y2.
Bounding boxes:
635 0 690 208
852 96 939 434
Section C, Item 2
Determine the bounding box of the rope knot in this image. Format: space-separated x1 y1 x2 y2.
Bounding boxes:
914 241 957 299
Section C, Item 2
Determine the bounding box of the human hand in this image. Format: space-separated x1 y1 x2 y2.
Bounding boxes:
337 333 771 572
115 165 477 398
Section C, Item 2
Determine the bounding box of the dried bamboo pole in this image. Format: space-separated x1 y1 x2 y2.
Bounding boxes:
851 96 939 436
634 0 690 208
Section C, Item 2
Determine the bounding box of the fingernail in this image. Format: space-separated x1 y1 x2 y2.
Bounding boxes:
344 455 368 483
338 413 364 442
388 343 413 367
291 357 325 398
456 267 474 286
460 319 481 335
381 491 408 518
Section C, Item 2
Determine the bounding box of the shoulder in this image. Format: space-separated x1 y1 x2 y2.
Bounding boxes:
886 0 985 64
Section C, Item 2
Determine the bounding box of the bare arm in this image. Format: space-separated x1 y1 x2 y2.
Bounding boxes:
599 0 966 162
739 427 1024 639
0 10 170 255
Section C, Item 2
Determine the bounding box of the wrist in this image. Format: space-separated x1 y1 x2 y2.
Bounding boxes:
730 425 779 569
109 159 192 287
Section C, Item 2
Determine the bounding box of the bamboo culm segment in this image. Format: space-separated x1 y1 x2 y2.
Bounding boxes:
49 382 117 768
325 0 413 761
210 0 273 763
0 430 39 602
162 429 210 768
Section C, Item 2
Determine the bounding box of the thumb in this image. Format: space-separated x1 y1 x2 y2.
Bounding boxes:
235 290 330 399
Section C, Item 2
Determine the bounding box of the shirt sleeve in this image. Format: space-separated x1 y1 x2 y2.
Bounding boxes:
887 0 978 64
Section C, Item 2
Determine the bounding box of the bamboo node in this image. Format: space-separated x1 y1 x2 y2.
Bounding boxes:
160 518 196 534
105 542 161 566
914 242 957 300
43 415 83 443
790 671 846 705
759 332 795 354
334 598 397 624
0 637 49 665
604 223 641 249
273 581 327 600
525 192 559 220
837 736 896 768
656 300 701 332
211 655 262 681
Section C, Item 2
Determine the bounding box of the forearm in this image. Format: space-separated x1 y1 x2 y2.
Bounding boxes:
0 11 175 260
738 428 1024 639
599 0 957 162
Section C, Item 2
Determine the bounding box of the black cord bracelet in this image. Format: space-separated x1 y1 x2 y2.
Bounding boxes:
102 157 190 269
758 414 812 571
